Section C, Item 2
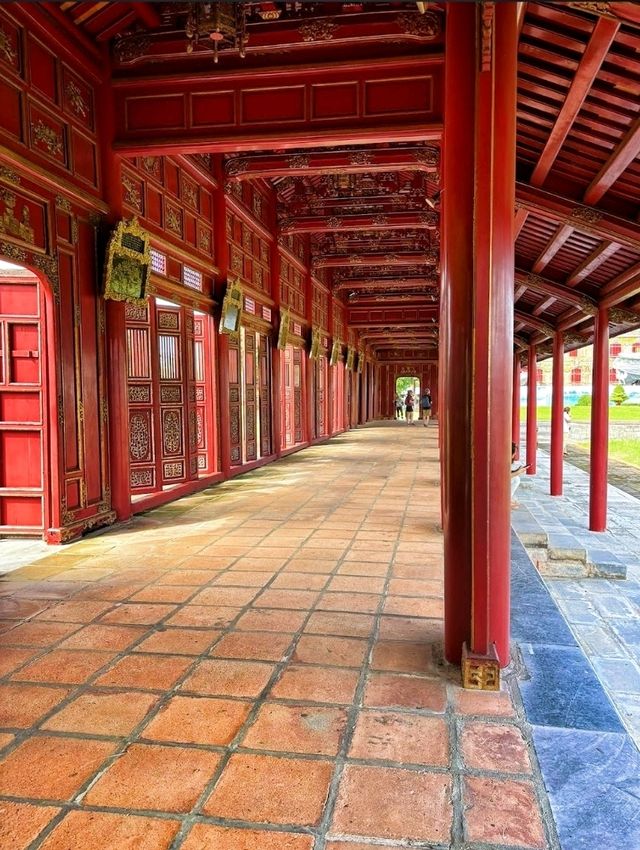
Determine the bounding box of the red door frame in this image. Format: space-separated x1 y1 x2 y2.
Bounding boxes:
0 266 59 538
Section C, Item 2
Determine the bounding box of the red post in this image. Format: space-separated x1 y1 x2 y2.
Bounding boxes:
441 2 518 668
512 354 522 456
526 344 538 475
550 330 565 495
589 306 610 530
213 156 231 477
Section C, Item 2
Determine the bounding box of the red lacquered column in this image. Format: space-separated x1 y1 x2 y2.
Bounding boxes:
526 344 538 475
589 306 609 530
512 354 522 456
213 156 231 477
442 2 518 669
550 330 565 495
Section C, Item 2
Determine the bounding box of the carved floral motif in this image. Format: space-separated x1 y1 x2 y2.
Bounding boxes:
122 174 143 212
396 10 441 38
0 26 16 65
65 81 88 118
0 191 34 244
570 206 603 225
31 121 63 157
298 20 337 42
0 166 20 184
165 206 182 235
288 154 310 169
162 410 182 454
129 413 150 460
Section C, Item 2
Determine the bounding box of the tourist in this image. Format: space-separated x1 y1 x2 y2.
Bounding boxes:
563 406 572 456
395 393 404 420
511 442 528 507
405 390 415 424
420 388 432 426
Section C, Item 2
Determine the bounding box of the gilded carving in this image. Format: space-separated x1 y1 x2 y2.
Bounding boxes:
125 302 148 322
420 212 438 226
141 156 161 180
122 174 143 212
570 206 603 225
65 80 88 118
163 461 183 479
288 154 310 169
226 157 249 177
578 297 598 317
31 121 64 157
160 385 181 403
479 2 495 72
349 151 372 166
414 147 439 166
182 180 198 209
162 409 182 454
129 413 150 460
326 216 342 228
199 229 211 252
372 214 388 226
113 32 150 63
55 195 72 213
128 385 151 403
131 468 153 487
0 26 16 64
396 10 441 38
252 191 263 220
165 205 182 235
568 2 614 15
31 253 60 302
157 310 179 330
0 191 35 244
0 165 20 184
609 307 639 324
298 20 337 42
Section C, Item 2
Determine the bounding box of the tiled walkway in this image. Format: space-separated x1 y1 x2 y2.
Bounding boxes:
0 424 557 850
515 449 640 751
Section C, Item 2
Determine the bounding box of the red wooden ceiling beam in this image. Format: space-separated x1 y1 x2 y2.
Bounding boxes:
566 241 619 287
227 148 439 181
515 269 597 312
584 117 640 205
129 1 162 28
336 279 437 292
530 15 620 187
532 223 574 273
514 309 555 336
281 212 437 234
514 207 529 239
533 296 557 316
314 252 428 269
516 182 640 251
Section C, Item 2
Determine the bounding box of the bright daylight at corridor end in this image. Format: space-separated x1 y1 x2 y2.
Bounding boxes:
0 2 640 849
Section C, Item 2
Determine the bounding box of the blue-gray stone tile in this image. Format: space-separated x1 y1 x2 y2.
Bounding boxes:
532 726 640 850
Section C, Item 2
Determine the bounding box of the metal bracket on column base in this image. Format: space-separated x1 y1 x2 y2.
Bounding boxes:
461 642 500 690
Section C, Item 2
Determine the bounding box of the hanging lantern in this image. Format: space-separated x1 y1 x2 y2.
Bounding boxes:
185 3 248 63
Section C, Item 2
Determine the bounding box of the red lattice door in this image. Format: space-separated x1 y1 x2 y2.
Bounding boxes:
315 355 327 438
193 313 215 475
244 329 257 462
259 333 272 457
126 303 156 493
228 337 242 466
156 305 188 486
0 274 47 532
293 346 303 444
282 345 293 449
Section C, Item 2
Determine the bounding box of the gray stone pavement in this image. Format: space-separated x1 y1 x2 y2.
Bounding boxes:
514 448 640 751
0 537 59 573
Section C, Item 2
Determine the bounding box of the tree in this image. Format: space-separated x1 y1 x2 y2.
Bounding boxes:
611 384 628 406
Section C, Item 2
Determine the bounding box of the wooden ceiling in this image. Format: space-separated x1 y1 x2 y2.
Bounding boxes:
50 1 640 360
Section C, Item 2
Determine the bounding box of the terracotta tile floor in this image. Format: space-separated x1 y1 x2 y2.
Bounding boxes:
0 424 557 849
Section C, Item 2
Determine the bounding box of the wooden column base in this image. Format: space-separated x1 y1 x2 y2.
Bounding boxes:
461 642 500 690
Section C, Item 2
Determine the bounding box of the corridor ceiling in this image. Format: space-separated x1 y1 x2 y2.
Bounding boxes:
48 0 640 360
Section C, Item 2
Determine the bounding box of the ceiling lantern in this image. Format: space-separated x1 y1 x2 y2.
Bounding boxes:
185 2 248 62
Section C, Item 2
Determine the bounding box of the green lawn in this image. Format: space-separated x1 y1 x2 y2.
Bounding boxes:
521 405 640 422
576 440 640 469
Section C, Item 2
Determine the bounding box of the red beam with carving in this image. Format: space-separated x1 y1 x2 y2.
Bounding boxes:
314 252 427 269
227 147 439 181
281 212 437 234
111 56 444 155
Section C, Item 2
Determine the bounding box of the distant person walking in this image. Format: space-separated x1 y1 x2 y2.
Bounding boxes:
420 388 432 426
405 390 415 424
395 393 404 420
563 406 572 456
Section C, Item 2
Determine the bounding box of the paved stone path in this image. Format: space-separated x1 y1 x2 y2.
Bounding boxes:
516 448 640 751
0 424 558 850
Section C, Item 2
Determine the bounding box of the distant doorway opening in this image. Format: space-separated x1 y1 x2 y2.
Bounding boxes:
395 375 420 423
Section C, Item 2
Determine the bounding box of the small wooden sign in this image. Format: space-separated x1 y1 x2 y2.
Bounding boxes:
220 277 243 335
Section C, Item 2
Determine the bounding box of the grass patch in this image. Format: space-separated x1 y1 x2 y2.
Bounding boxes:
575 440 640 469
521 405 640 423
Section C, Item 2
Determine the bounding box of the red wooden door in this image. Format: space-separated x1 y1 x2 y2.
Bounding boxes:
244 329 257 462
228 337 242 466
126 302 156 494
193 312 215 475
259 333 272 457
282 345 294 449
315 355 327 438
293 346 303 444
0 274 47 533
